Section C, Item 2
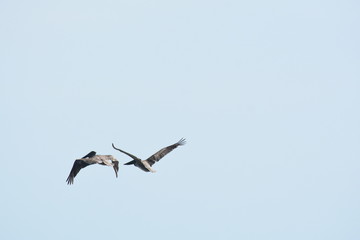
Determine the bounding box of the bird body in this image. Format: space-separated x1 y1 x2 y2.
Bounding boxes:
112 138 186 172
82 155 117 166
66 151 119 185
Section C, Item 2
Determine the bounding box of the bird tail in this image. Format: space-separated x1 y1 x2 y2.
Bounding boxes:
124 160 136 165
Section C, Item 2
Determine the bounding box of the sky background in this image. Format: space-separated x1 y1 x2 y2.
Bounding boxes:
1 0 359 239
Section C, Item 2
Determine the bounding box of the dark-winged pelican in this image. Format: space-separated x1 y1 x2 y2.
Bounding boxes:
66 151 119 185
112 138 186 172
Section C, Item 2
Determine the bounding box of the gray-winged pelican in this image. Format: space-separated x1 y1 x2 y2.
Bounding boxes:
112 138 186 173
66 151 119 185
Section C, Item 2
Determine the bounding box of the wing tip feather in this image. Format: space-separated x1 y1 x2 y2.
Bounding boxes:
178 138 186 145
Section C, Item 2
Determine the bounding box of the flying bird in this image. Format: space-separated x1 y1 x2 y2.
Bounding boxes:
66 151 119 185
112 138 186 173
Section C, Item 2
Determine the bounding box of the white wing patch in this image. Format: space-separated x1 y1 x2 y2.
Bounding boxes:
142 160 156 173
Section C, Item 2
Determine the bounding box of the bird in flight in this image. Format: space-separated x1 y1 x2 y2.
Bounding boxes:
66 151 119 185
112 138 186 173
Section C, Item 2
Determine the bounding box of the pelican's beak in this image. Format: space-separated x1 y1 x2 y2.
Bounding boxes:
113 162 119 178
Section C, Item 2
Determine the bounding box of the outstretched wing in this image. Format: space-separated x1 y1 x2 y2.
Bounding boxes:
66 160 91 185
82 151 96 159
112 143 140 160
145 138 186 166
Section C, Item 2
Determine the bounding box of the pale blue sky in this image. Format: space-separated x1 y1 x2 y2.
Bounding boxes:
1 0 359 239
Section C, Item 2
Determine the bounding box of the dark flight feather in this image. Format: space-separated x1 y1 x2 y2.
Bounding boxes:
112 143 140 160
66 160 91 185
82 151 96 159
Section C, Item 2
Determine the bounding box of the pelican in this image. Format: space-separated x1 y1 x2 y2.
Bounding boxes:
66 151 119 185
112 138 186 172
